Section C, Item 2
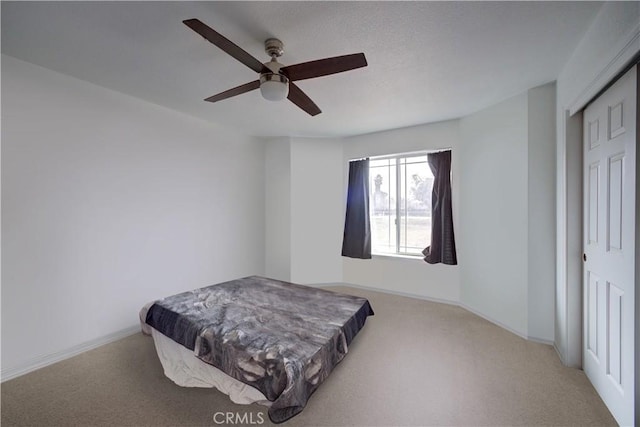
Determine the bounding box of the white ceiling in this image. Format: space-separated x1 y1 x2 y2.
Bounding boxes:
2 1 602 138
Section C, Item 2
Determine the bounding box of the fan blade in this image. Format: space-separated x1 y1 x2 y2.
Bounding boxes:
204 80 260 103
287 83 321 116
183 19 267 74
280 53 367 82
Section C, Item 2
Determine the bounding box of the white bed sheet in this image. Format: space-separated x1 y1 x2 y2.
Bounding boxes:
140 305 270 407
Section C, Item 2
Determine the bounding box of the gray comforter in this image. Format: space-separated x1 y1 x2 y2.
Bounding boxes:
145 276 374 423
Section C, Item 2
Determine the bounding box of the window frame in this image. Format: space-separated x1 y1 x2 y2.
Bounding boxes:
369 151 433 258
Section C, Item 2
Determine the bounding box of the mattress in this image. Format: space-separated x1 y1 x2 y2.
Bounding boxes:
143 276 374 423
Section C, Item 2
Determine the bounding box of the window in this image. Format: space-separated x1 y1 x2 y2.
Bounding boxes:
369 154 433 256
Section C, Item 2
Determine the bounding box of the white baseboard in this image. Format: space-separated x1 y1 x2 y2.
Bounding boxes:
553 343 566 365
332 282 459 307
306 282 347 289
333 282 555 347
527 335 555 346
1 325 140 383
457 302 529 342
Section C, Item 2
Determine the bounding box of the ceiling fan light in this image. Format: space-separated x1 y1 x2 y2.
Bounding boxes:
260 73 289 101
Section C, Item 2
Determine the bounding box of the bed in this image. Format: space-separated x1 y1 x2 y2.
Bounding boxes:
140 276 374 423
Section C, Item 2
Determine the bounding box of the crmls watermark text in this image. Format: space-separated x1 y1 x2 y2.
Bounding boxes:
213 411 265 425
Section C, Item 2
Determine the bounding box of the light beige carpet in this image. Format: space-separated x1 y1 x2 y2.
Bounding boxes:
1 286 616 426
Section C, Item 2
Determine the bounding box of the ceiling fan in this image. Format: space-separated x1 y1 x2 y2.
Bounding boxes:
183 19 368 116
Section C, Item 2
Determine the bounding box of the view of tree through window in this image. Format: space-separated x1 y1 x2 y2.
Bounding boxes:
370 155 433 256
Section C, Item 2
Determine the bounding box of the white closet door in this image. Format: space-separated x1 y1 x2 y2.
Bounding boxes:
583 65 636 427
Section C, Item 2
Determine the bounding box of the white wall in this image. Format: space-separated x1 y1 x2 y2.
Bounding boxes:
264 137 344 285
459 92 530 337
1 55 266 378
458 83 556 341
264 138 291 282
290 138 344 284
555 110 583 367
555 1 639 367
341 120 461 303
527 83 557 341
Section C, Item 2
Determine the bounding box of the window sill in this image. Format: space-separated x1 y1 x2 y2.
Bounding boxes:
372 253 424 261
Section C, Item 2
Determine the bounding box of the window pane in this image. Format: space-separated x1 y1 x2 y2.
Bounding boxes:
399 158 433 255
370 160 396 254
368 154 433 257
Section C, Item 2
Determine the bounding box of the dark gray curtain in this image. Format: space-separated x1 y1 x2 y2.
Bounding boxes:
341 158 371 259
423 150 457 265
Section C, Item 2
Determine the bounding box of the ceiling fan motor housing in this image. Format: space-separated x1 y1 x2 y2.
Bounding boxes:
264 38 284 58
